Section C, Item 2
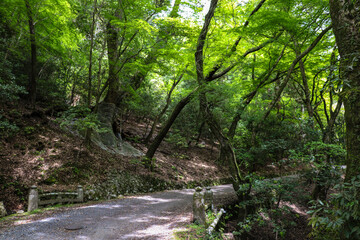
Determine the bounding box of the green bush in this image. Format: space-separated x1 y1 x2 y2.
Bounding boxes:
308 175 360 239
298 142 345 199
23 126 36 135
0 114 19 138
58 106 107 134
0 81 27 103
307 141 346 165
165 130 188 147
234 175 300 238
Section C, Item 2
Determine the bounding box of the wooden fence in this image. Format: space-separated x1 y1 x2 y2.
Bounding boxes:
28 185 83 212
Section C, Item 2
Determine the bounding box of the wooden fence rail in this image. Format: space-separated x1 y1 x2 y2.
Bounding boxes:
27 185 83 212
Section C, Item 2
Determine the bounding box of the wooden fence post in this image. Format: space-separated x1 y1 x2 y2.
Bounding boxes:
27 185 38 212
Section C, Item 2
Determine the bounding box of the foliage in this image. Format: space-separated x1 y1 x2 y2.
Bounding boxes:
0 114 19 138
0 0 350 237
234 175 300 238
238 176 299 211
234 206 296 239
308 175 360 239
174 221 224 240
0 82 27 103
298 142 345 199
141 157 156 171
307 141 346 165
57 106 107 135
233 114 319 170
23 126 36 135
165 130 188 147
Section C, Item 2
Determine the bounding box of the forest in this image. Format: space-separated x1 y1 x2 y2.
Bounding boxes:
0 0 360 239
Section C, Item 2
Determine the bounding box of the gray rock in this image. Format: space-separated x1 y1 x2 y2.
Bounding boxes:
0 201 7 217
91 102 144 157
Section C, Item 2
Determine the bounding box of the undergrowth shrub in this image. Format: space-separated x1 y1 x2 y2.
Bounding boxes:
0 81 27 103
0 114 19 139
165 129 188 147
57 106 107 135
308 174 360 240
234 176 299 239
299 142 345 199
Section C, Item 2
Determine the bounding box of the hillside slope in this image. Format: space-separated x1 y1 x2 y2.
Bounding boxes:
0 103 230 214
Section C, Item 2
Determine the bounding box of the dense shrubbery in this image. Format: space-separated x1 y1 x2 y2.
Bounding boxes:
0 113 19 139
0 81 27 103
234 176 302 238
309 175 360 239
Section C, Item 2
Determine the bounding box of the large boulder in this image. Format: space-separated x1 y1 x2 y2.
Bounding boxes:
91 102 143 157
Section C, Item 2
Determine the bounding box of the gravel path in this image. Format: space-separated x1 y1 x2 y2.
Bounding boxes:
0 184 237 240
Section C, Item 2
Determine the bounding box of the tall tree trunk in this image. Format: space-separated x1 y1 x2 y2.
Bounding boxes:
87 0 97 107
329 1 360 238
85 0 98 146
293 39 314 119
104 19 120 104
94 40 107 112
24 0 37 107
329 0 360 181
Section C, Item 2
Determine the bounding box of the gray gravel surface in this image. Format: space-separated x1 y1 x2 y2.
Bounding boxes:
0 184 237 240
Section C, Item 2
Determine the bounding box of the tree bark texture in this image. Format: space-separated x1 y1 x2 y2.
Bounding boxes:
87 0 97 107
329 0 360 182
329 1 360 238
104 16 121 104
85 0 98 146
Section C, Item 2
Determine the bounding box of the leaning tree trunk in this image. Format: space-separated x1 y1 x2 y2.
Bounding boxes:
145 89 197 159
144 69 184 144
194 0 246 201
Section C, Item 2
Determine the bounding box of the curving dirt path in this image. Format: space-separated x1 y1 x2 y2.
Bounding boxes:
0 185 237 240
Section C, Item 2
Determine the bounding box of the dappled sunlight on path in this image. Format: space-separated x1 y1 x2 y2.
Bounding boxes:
0 185 236 240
